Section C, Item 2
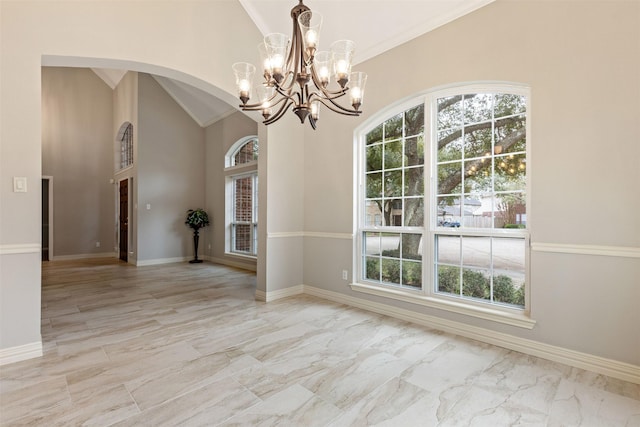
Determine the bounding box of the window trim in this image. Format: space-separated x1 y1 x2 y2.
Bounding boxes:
225 135 258 169
353 82 534 329
229 172 258 257
225 135 259 258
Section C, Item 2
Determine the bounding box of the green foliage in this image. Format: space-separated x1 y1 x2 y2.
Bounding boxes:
493 274 515 303
364 103 426 228
365 257 380 281
513 284 525 306
366 123 383 145
381 258 400 284
402 261 422 288
437 265 524 307
185 208 210 230
462 269 490 299
369 252 422 288
437 265 459 294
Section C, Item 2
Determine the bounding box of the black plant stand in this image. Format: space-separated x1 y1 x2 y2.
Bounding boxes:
189 229 203 263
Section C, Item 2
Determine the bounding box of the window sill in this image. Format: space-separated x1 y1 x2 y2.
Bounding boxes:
349 282 536 329
224 251 257 261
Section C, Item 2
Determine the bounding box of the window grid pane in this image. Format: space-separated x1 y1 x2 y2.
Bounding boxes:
434 91 527 308
434 235 525 307
120 123 133 170
436 93 526 230
232 174 258 256
361 103 425 290
232 138 259 166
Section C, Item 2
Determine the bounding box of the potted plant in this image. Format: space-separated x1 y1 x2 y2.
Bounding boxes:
185 208 210 263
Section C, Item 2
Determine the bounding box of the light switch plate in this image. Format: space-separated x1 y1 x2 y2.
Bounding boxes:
13 177 27 193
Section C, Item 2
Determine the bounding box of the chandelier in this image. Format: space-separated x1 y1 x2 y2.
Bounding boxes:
232 0 367 129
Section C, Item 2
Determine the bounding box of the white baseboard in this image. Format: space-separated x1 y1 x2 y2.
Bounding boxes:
0 341 43 366
206 256 257 272
52 252 116 261
135 256 189 266
257 285 304 302
302 285 640 385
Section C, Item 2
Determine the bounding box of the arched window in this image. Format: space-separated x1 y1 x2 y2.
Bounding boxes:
355 83 531 326
227 136 258 167
225 136 258 256
117 122 133 170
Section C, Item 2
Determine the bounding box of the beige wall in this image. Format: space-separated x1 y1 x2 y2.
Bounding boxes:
41 67 115 258
264 118 305 293
137 74 205 263
302 1 640 365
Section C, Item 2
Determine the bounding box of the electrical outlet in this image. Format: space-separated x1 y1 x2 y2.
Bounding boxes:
95 241 101 248
342 270 348 280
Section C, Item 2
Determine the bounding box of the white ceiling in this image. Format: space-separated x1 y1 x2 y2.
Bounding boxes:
239 0 494 65
92 0 494 127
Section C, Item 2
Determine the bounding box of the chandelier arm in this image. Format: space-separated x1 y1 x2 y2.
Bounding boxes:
238 87 293 111
308 64 354 101
312 97 361 116
264 100 294 125
316 84 349 98
273 71 297 93
238 90 282 110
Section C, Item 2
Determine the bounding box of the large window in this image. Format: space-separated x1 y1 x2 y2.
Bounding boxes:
226 137 258 257
363 104 425 289
434 91 527 308
358 84 530 321
231 173 258 255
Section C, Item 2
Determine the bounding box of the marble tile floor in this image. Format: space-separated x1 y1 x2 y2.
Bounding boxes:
1 258 639 426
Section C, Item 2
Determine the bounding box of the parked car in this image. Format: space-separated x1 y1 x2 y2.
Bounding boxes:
439 220 461 227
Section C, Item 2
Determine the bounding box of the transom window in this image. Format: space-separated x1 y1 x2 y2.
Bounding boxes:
357 83 530 320
117 122 133 170
230 137 258 167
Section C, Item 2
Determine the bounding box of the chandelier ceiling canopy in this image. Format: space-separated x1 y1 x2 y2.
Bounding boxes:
233 0 367 130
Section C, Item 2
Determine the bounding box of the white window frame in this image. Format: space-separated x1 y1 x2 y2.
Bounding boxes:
225 136 259 258
229 172 258 256
352 82 535 329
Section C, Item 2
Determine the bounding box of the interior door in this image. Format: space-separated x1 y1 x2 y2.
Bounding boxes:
119 179 128 262
42 178 50 261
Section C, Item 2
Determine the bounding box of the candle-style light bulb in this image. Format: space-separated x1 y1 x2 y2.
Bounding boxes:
349 72 367 110
232 62 256 105
305 30 317 48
